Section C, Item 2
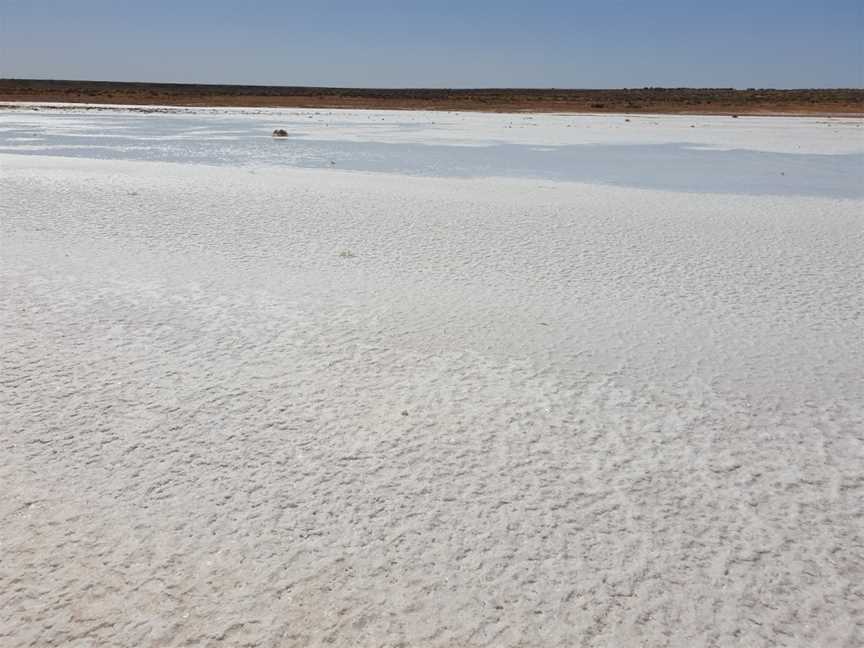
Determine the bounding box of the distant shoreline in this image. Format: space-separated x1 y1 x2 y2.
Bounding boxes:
1 79 862 116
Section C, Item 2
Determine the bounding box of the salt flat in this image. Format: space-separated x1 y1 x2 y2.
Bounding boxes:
1 107 863 647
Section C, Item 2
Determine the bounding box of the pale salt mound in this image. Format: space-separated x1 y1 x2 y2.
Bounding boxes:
1 147 862 647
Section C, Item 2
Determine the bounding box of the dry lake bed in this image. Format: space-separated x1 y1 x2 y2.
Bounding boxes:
1 105 863 647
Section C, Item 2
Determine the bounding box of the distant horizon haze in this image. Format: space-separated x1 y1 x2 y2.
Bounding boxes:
2 77 861 91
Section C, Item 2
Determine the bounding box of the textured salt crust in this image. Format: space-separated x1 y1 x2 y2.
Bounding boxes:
1 146 863 647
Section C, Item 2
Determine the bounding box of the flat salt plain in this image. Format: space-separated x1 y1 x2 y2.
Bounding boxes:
1 105 863 647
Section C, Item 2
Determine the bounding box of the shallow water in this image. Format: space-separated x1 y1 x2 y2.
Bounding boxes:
1 110 861 197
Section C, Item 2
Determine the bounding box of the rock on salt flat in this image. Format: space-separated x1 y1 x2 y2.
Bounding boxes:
1 109 863 647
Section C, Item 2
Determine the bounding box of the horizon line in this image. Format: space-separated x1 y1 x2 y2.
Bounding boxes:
4 78 863 92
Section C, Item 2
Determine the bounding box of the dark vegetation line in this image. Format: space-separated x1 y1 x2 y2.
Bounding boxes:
1 79 862 114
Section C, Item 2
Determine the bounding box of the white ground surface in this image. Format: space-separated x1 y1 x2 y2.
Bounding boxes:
3 102 863 154
1 110 863 647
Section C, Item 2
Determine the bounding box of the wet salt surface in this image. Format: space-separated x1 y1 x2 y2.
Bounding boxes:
1 109 861 197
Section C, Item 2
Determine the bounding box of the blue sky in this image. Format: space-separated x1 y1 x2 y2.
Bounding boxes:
1 0 861 87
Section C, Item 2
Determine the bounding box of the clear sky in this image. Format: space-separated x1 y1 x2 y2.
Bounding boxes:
1 0 861 88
